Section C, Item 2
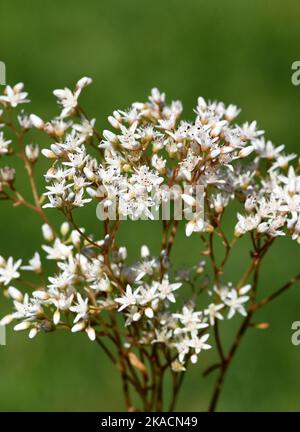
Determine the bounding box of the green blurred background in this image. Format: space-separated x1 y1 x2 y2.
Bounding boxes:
1 0 300 411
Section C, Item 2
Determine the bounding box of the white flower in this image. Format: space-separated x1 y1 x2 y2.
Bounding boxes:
188 334 211 363
185 212 205 237
90 274 111 292
42 239 73 260
0 132 12 155
155 277 181 303
51 291 74 324
134 257 157 281
0 83 29 107
44 179 69 197
225 288 250 319
47 273 73 290
131 166 163 192
234 213 260 237
12 293 42 320
21 252 42 273
0 257 22 286
53 87 80 118
204 303 224 326
7 286 23 302
175 338 191 363
115 285 140 311
73 118 96 140
70 293 89 323
238 121 264 141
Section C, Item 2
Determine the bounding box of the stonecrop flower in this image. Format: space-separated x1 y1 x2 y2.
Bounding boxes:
1 78 300 412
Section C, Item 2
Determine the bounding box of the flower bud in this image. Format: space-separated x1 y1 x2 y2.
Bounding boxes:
238 146 254 158
76 76 92 90
53 309 60 325
42 224 54 242
71 230 81 248
108 116 120 129
30 114 44 129
83 166 96 181
33 290 49 300
14 321 31 331
1 314 14 326
71 322 86 333
60 222 70 236
29 328 38 339
141 245 150 258
103 130 118 144
25 144 39 163
8 286 23 302
41 149 56 159
86 326 96 341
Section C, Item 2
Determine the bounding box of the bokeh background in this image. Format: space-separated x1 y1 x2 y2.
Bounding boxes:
1 0 300 411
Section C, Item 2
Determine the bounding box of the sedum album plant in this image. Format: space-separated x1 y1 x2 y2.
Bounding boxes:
0 78 300 411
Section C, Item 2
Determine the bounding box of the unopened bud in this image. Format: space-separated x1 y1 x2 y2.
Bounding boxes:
60 222 70 236
239 146 254 158
42 224 54 242
30 114 44 129
25 144 39 163
76 76 92 90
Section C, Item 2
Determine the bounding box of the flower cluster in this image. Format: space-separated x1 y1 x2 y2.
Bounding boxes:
1 79 299 411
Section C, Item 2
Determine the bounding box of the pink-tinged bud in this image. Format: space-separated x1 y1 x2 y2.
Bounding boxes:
13 82 24 93
76 77 92 90
113 110 122 122
7 286 23 302
30 114 44 129
41 149 56 159
25 144 39 163
0 255 5 267
255 322 269 329
108 116 120 129
103 130 118 143
44 123 55 136
238 146 254 158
